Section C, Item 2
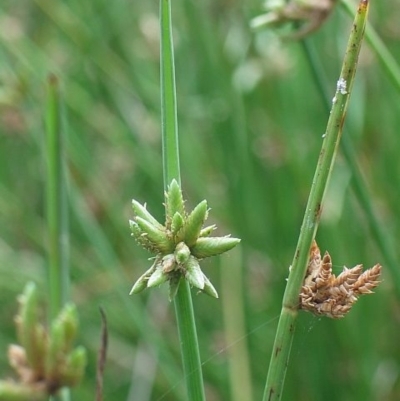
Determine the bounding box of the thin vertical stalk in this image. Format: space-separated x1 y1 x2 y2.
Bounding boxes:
262 2 369 400
45 74 70 401
159 1 205 400
46 74 69 319
341 0 400 93
300 36 400 298
160 0 180 186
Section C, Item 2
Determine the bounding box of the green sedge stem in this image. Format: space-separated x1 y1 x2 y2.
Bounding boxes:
341 0 400 93
300 32 400 298
262 2 369 400
173 284 206 401
45 74 69 320
160 1 205 400
46 76 70 401
160 0 181 187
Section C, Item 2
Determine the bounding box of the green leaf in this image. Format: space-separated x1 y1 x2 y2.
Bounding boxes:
191 237 241 259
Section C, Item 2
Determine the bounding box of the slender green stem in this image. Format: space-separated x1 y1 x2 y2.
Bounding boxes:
262 2 369 400
160 0 180 187
341 0 400 93
160 1 205 400
300 30 400 298
173 284 206 401
46 75 70 401
45 74 69 320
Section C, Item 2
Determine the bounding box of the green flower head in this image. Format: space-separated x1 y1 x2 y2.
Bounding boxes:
129 180 240 300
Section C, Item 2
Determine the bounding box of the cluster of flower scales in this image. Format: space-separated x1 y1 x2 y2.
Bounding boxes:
300 241 381 318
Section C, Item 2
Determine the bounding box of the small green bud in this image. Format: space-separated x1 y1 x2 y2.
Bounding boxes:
171 212 184 235
16 282 43 372
165 179 185 224
184 256 205 290
132 200 164 230
174 242 190 265
202 273 219 298
161 254 176 273
129 220 157 252
61 346 87 387
147 266 168 288
135 217 173 253
129 277 147 295
130 265 156 294
45 319 65 380
55 304 78 352
179 200 208 246
191 237 241 259
31 324 47 376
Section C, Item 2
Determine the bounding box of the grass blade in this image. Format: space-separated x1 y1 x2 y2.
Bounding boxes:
46 74 69 319
46 75 70 401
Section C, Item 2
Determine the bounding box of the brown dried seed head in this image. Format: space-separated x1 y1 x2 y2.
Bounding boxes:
353 264 381 294
315 251 332 287
332 265 363 287
300 241 382 319
304 240 322 283
330 304 352 319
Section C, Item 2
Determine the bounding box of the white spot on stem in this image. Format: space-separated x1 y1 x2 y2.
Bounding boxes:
337 77 347 95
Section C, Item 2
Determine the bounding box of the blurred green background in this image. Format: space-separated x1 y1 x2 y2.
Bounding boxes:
1 0 400 400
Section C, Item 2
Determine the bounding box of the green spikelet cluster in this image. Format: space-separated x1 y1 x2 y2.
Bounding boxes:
130 179 240 300
0 283 87 400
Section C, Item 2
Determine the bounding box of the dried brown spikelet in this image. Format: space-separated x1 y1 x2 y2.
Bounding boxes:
331 265 363 288
299 241 382 319
353 264 382 294
315 252 332 288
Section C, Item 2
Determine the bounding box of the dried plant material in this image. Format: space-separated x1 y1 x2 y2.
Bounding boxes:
300 241 381 318
251 0 338 39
